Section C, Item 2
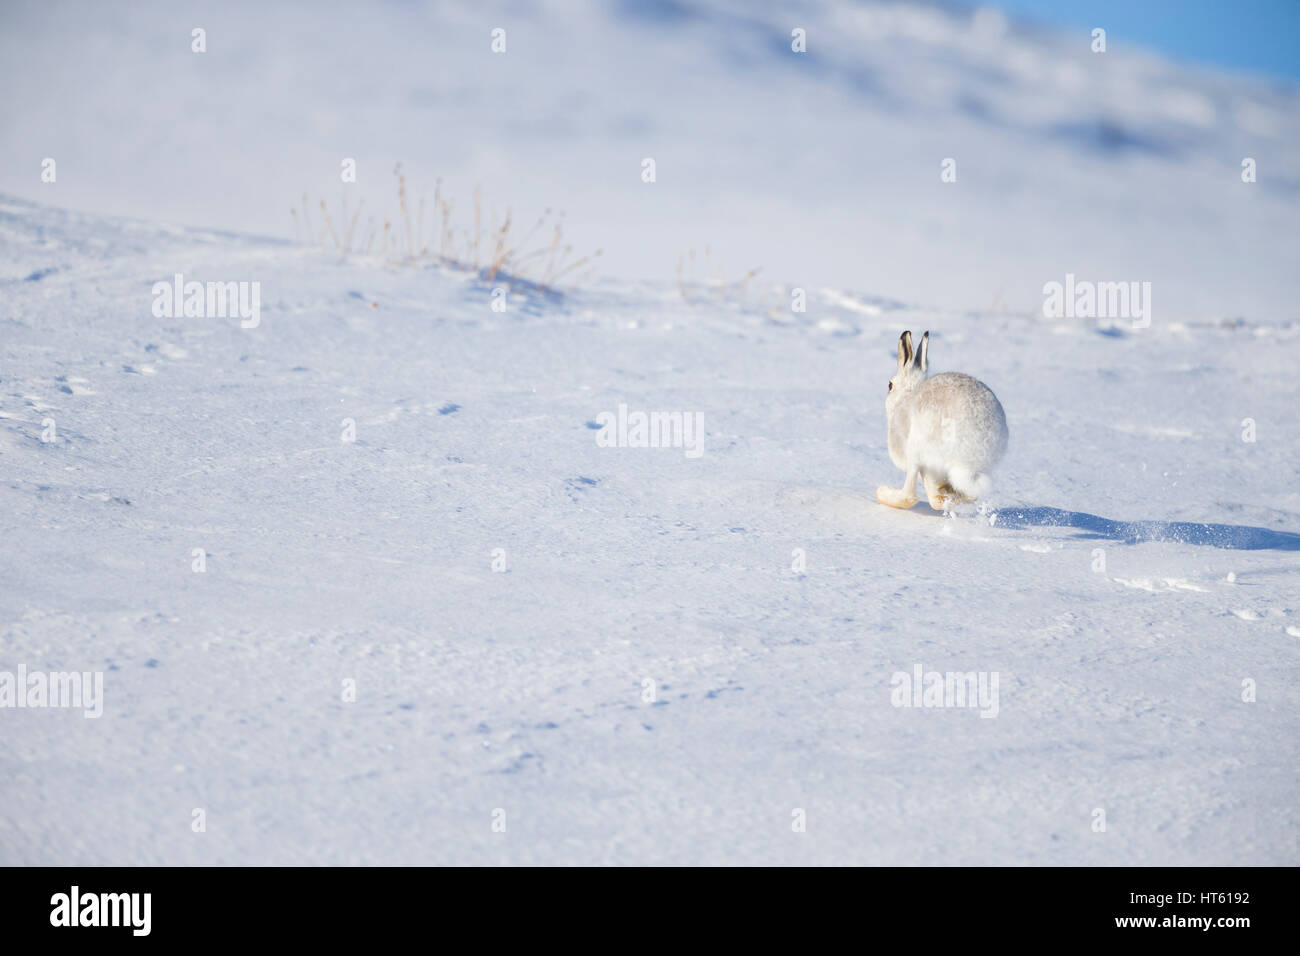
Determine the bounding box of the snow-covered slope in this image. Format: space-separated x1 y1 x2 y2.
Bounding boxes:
2 0 1299 865
2 0 1298 321
2 192 1297 865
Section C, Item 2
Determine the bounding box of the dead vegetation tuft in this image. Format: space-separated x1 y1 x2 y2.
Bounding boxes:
291 164 602 295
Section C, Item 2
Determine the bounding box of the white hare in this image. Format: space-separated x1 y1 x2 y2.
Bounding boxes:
876 330 1008 511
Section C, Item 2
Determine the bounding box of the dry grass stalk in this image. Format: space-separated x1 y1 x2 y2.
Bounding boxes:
291 169 599 292
677 246 763 307
320 200 341 254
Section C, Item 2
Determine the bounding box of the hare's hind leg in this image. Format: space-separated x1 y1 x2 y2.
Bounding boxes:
923 472 953 511
936 481 975 505
876 465 919 509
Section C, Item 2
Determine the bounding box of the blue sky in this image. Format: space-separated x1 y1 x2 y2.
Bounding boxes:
981 0 1300 81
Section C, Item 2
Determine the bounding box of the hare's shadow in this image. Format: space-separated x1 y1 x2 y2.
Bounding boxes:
994 506 1300 552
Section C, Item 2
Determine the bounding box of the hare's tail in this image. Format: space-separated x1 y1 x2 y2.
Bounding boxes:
948 465 992 501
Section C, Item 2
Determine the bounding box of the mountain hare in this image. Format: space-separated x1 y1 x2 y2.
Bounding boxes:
876 330 1008 511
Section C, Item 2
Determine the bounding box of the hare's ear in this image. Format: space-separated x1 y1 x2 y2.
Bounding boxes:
915 330 929 373
897 330 913 369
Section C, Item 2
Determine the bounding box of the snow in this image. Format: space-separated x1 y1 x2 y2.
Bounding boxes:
1 0 1299 865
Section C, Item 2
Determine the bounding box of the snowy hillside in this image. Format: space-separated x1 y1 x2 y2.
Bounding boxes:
3 192 1297 865
1 0 1299 866
2 0 1298 320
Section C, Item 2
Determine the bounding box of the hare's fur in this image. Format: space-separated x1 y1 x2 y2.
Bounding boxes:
876 330 1008 511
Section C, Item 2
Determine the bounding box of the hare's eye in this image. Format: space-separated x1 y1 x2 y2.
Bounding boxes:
888 381 893 392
